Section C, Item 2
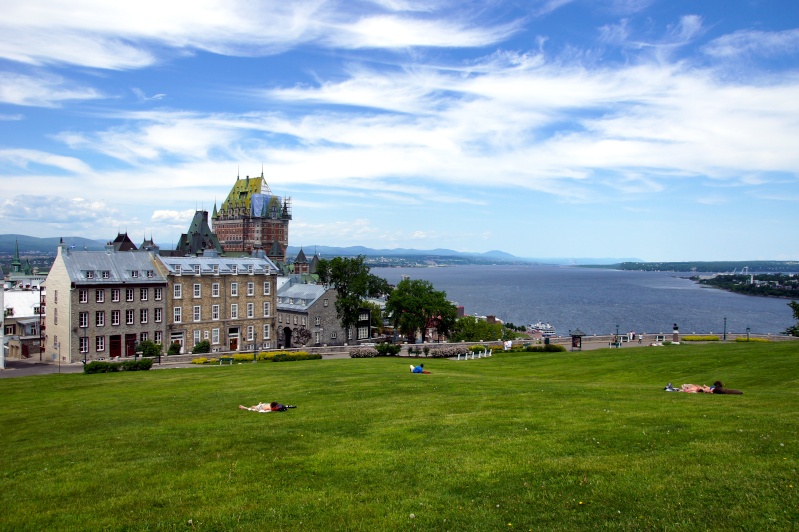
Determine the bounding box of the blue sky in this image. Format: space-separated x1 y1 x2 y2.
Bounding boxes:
0 0 797 261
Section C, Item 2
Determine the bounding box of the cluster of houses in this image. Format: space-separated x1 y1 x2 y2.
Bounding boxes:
2 174 375 365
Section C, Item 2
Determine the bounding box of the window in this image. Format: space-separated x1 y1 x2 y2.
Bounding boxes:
194 330 201 345
323 298 329 307
102 271 110 279
247 282 255 296
212 305 220 320
315 331 320 344
247 303 254 318
112 289 120 302
174 284 182 299
126 309 134 325
230 304 238 319
212 264 219 275
348 328 353 340
230 283 238 296
147 270 154 278
139 332 148 342
86 271 94 279
131 270 139 278
154 287 162 301
231 265 238 275
174 307 182 323
79 312 89 328
293 315 298 325
212 328 220 344
358 326 369 340
96 311 105 327
331 332 337 339
194 264 200 275
193 306 201 321
263 281 271 295
140 288 148 301
54 308 57 324
263 302 270 317
263 324 270 340
204 330 209 340
302 316 306 326
96 289 105 303
315 316 321 326
247 264 253 274
359 312 369 321
155 330 162 344
193 284 201 298
212 283 220 297
247 325 254 341
278 314 282 323
126 288 134 302
80 337 89 353
154 308 162 323
140 308 148 324
79 290 88 303
112 310 120 326
174 264 181 275
96 336 105 351
54 290 58 304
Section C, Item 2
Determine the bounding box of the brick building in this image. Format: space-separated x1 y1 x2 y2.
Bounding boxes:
154 253 278 353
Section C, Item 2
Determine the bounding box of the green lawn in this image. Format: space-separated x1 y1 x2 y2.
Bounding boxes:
2 341 798 531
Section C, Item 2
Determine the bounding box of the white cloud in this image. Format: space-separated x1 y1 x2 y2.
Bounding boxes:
0 149 92 174
151 210 196 224
703 28 799 59
0 72 103 107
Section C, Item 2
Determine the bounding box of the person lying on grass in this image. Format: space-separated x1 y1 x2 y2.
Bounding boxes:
239 401 296 412
409 364 431 374
664 382 743 394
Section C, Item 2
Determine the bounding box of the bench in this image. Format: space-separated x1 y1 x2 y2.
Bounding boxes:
219 357 234 365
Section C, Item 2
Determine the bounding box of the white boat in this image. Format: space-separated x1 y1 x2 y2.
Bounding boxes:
529 322 555 336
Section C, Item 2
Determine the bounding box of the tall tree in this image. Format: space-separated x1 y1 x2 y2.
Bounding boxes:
785 300 799 337
317 256 390 334
385 278 456 342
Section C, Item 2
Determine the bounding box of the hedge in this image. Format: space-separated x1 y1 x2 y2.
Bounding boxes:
84 359 153 374
735 337 771 343
681 335 720 342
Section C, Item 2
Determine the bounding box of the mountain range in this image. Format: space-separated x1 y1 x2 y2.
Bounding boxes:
0 234 639 265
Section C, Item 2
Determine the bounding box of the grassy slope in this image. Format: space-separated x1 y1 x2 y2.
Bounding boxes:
1 342 798 531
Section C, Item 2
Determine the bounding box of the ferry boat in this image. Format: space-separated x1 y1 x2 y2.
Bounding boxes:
529 322 556 336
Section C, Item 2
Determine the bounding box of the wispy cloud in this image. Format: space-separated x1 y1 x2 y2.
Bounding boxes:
0 72 103 107
703 28 799 58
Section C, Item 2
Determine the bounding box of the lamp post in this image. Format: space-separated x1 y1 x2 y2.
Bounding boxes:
746 326 750 342
253 329 258 363
723 317 727 341
615 324 619 347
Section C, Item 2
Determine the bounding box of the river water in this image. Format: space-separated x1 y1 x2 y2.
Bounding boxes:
375 265 793 336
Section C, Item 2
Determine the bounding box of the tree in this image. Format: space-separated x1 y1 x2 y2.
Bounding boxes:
136 339 163 357
385 278 456 343
192 340 211 354
449 316 504 342
317 256 391 334
785 300 799 337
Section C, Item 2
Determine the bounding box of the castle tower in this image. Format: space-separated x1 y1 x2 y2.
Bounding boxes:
212 171 292 260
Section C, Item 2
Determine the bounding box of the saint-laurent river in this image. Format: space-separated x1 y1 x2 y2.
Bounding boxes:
376 265 793 336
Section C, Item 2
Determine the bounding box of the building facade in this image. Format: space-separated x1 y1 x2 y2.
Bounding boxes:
44 243 169 363
154 253 279 353
276 280 372 348
212 173 292 261
2 288 44 360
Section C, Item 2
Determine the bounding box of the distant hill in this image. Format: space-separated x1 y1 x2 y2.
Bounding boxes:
0 234 107 255
285 245 525 261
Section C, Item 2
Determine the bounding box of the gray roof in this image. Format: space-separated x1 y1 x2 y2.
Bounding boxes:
155 255 278 275
277 282 327 312
61 250 166 285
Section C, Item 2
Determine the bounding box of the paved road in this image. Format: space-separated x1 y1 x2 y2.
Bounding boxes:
0 358 202 378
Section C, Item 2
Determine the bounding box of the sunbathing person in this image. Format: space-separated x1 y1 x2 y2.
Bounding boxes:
409 364 431 374
664 383 712 393
711 381 743 395
239 401 295 412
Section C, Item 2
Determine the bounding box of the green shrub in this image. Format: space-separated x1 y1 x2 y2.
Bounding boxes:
84 359 153 374
682 335 720 342
350 348 378 358
735 337 771 343
375 343 402 356
168 342 181 356
523 344 566 353
233 353 254 362
271 353 322 362
191 358 208 365
470 345 487 353
192 340 211 354
136 340 163 357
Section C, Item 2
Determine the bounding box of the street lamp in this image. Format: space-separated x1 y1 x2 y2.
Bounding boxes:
746 326 750 342
253 329 258 363
723 317 727 341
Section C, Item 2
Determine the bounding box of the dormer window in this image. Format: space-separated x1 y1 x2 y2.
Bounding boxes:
174 264 181 275
146 270 154 278
247 264 253 274
212 264 219 274
101 271 110 279
86 271 94 279
131 270 139 278
231 265 238 275
194 264 200 275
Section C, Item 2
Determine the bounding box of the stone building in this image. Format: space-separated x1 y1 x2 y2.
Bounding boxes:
3 288 44 360
212 172 292 261
43 242 169 363
276 279 372 348
154 253 278 353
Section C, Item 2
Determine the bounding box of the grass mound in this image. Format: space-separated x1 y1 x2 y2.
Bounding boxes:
1 341 798 530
